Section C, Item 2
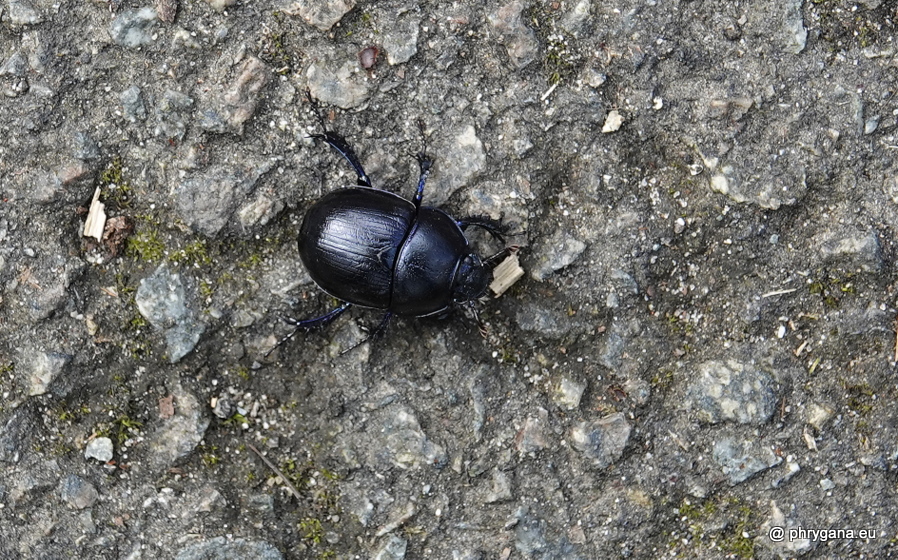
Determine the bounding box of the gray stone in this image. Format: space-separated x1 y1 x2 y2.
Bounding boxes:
27 351 71 396
0 52 27 76
552 377 586 410
379 408 447 470
307 60 370 110
383 19 420 66
783 0 807 54
84 437 114 463
816 228 882 272
570 413 631 469
530 228 587 281
712 437 782 485
120 86 147 122
0 404 39 463
72 132 100 161
175 537 282 560
109 8 158 48
7 0 42 26
515 303 574 338
559 0 592 35
685 360 777 425
154 89 194 141
372 535 407 560
58 475 98 509
429 124 485 205
135 264 205 363
484 469 513 504
146 382 210 471
515 408 549 454
199 56 270 135
203 0 236 11
288 0 355 32
174 162 272 236
488 1 538 69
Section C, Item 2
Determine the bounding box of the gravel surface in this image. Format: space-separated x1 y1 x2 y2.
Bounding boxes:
2 1 898 559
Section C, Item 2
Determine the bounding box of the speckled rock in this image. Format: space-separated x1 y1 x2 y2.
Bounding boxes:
58 475 98 509
307 59 370 110
84 437 114 463
146 382 210 471
685 360 777 425
135 265 205 363
570 413 631 469
712 437 782 485
287 0 355 31
109 8 158 48
530 228 587 281
175 537 282 560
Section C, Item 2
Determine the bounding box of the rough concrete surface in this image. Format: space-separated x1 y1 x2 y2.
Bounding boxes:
1 1 898 559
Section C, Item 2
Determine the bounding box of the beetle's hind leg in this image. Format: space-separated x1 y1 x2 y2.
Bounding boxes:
458 216 510 245
311 131 373 188
266 302 352 356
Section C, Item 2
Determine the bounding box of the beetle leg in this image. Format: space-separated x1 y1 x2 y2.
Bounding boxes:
311 131 373 188
467 301 488 337
411 152 432 209
265 302 352 356
458 216 509 245
339 312 393 355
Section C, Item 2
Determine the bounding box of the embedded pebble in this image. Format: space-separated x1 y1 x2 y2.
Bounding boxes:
58 475 98 509
383 20 419 65
120 86 147 122
488 1 538 68
552 377 586 411
372 535 407 560
175 537 282 560
530 228 587 281
432 125 486 205
570 413 632 469
713 437 782 485
135 265 205 363
84 437 114 463
306 60 370 110
287 0 355 31
109 8 158 48
685 360 777 425
27 351 71 396
484 469 513 504
7 0 42 26
146 382 210 471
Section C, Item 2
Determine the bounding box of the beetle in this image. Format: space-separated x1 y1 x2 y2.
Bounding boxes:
275 126 512 349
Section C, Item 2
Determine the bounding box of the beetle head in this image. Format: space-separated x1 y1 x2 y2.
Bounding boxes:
452 253 490 303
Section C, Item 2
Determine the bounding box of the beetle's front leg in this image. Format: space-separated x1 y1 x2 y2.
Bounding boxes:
412 152 432 209
312 131 373 188
458 216 509 244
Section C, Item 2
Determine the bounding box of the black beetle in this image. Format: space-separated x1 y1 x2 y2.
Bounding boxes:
277 127 511 348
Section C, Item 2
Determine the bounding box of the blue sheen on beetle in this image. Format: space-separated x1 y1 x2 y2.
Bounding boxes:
277 126 510 349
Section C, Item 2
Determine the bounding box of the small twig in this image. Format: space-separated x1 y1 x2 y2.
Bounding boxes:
247 443 303 501
761 288 798 298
